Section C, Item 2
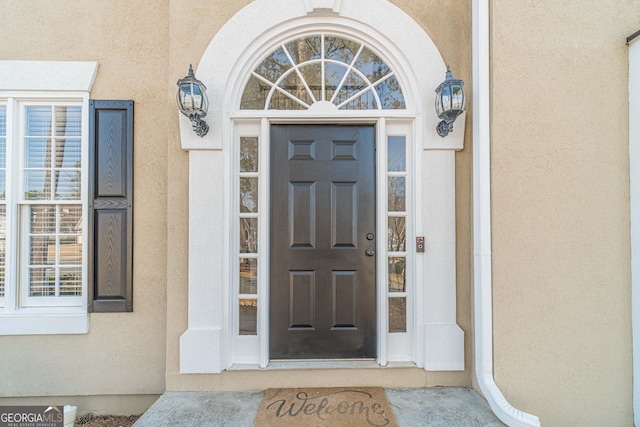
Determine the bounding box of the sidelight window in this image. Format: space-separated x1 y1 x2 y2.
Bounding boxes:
238 136 259 335
387 135 407 333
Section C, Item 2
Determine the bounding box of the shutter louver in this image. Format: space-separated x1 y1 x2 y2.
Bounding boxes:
88 100 133 312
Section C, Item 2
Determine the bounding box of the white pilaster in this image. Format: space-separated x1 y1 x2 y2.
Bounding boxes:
422 150 464 370
179 150 225 373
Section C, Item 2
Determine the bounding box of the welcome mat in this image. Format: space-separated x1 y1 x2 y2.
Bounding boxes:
254 387 399 427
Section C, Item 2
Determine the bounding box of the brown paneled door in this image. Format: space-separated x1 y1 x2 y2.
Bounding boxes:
270 125 376 359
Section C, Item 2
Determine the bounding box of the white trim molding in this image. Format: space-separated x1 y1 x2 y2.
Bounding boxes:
472 1 540 426
0 61 98 92
627 29 640 427
0 313 88 335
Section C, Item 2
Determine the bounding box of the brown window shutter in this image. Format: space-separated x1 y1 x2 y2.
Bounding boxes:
88 100 134 312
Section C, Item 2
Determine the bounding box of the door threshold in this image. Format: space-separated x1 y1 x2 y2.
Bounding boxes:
229 360 416 370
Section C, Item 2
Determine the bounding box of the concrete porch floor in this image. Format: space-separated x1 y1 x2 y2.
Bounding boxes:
133 387 505 426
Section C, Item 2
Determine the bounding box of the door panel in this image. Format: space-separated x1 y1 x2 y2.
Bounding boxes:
270 124 376 359
332 182 357 248
289 182 316 248
290 270 314 328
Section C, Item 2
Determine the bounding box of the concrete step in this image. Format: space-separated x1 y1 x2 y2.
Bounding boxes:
134 387 505 426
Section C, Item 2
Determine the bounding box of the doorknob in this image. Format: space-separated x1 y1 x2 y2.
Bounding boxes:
365 249 375 257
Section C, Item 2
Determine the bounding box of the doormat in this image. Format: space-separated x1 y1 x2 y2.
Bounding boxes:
254 387 399 427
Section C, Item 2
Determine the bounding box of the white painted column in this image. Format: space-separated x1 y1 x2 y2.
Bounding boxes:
627 30 640 427
422 149 464 371
179 149 226 373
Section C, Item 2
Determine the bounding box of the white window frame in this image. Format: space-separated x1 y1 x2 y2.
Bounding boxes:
385 120 416 362
0 94 89 335
18 100 85 309
232 120 263 363
0 60 97 335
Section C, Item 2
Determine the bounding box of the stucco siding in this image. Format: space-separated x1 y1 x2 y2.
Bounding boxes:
0 0 169 400
491 1 636 425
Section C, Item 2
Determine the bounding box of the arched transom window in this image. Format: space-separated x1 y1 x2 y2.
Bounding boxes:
240 33 405 110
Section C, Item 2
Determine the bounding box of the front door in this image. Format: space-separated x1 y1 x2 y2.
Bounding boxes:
270 124 376 359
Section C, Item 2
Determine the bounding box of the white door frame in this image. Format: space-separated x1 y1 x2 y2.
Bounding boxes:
230 115 417 367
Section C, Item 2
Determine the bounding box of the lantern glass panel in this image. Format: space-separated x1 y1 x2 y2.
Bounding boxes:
441 85 452 114
193 87 208 112
179 84 193 111
193 83 209 112
451 85 464 110
192 85 203 109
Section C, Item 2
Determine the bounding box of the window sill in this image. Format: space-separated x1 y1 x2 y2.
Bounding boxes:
0 311 88 335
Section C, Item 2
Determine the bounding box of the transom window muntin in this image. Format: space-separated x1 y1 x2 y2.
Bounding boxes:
240 33 406 111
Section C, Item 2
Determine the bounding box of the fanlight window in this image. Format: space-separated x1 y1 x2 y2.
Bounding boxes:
240 34 405 110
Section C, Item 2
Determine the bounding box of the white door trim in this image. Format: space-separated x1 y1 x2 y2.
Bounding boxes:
229 117 418 367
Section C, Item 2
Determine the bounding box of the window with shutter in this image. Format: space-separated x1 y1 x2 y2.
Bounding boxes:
0 61 135 333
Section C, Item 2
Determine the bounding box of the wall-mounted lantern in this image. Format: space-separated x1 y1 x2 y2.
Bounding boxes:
435 66 465 138
176 64 209 137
